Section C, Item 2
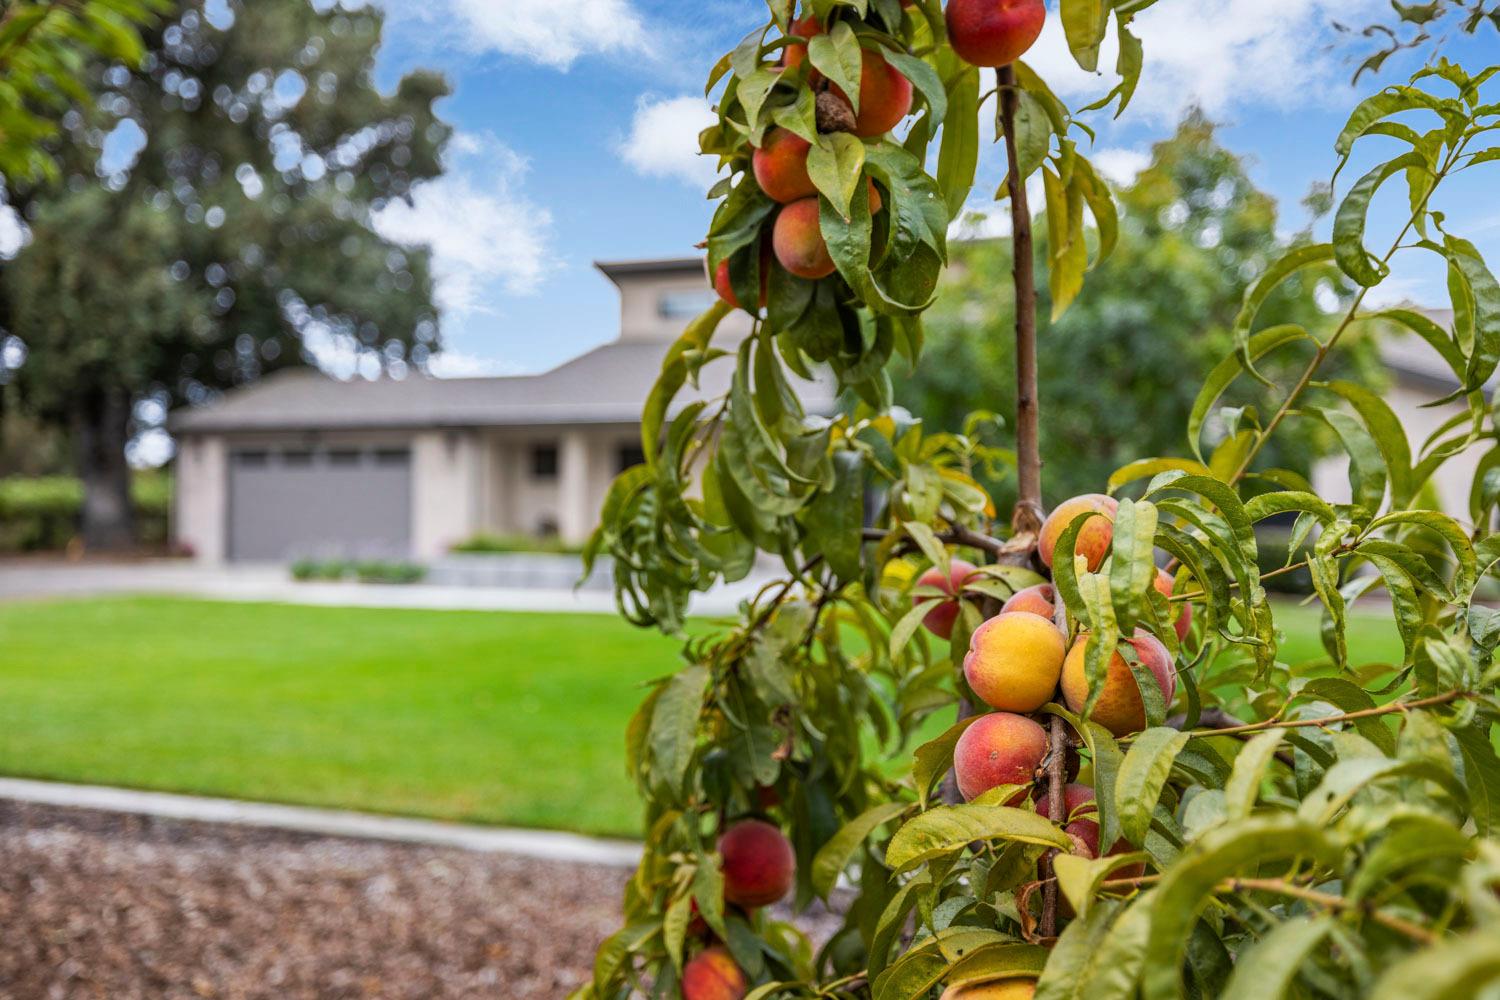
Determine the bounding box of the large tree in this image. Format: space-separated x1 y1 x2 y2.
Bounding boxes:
897 113 1386 508
0 0 448 548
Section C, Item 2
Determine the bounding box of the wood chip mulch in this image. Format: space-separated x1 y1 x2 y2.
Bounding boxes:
0 801 632 1000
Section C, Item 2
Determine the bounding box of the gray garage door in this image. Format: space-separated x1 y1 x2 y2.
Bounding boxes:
227 446 412 562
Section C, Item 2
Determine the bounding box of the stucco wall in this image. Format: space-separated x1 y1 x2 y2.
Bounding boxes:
173 434 227 564
476 425 643 544
614 269 754 343
411 430 484 560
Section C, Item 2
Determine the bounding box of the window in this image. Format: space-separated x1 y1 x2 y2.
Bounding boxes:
658 290 716 319
328 449 362 466
531 443 559 479
374 448 410 467
231 450 269 468
617 444 646 473
281 449 314 467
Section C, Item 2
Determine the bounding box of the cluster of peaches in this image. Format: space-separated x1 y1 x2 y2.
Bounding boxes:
710 0 1047 313
917 495 1188 893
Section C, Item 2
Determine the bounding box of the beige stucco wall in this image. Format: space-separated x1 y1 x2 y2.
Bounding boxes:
475 425 644 544
173 434 228 564
411 429 485 560
614 269 754 344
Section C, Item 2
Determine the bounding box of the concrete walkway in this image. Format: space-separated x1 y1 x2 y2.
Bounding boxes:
0 777 643 867
0 559 769 615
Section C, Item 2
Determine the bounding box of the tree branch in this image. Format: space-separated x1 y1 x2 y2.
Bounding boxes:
998 64 1044 538
1039 714 1068 937
1133 689 1471 743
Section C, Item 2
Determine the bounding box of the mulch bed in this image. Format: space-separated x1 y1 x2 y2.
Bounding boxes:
0 802 846 999
0 802 630 999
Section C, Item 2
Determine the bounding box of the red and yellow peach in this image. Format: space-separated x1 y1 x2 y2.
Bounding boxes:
962 611 1067 713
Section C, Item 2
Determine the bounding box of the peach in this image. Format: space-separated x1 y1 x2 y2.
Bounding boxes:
915 558 981 640
962 612 1066 713
781 14 822 69
719 819 796 908
1038 494 1119 572
682 945 749 1000
945 0 1046 68
753 128 817 204
830 49 913 137
940 978 1036 1000
1060 631 1177 737
1000 582 1056 619
953 712 1048 802
1036 784 1146 878
1154 567 1193 642
772 197 835 279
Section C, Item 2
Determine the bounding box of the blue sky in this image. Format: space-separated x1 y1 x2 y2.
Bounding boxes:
122 2 1500 376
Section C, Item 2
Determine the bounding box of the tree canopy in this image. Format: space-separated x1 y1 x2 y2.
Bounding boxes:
0 0 450 546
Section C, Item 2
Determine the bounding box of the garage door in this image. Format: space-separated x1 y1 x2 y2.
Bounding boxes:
227 446 412 562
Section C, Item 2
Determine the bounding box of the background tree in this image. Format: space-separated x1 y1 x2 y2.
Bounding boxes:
0 0 449 548
898 114 1386 507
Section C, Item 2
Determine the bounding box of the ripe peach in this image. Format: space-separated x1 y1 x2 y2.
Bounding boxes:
953 711 1048 802
1038 494 1119 572
940 978 1036 1000
915 558 980 640
753 128 817 204
830 49 913 136
1036 784 1145 877
772 197 834 279
945 0 1046 68
719 819 796 908
1153 568 1193 642
1060 631 1177 737
682 945 749 1000
1000 582 1056 619
781 14 822 69
962 612 1066 713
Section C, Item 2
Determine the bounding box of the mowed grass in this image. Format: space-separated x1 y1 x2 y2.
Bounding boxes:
0 598 681 837
0 597 1403 838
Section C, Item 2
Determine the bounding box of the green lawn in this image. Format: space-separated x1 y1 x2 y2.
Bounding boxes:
0 598 679 837
0 596 1403 838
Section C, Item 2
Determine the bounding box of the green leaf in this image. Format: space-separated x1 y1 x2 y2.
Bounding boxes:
1141 816 1342 1000
1223 728 1286 819
1115 727 1190 845
1060 0 1108 71
808 21 864 114
913 715 982 809
1453 723 1500 835
807 132 867 219
1044 164 1087 320
943 942 1050 989
1108 498 1159 631
642 302 731 463
1034 901 1123 1000
802 449 866 582
1187 325 1314 461
937 64 981 219
649 664 708 796
883 48 947 127
1370 930 1500 1000
1231 244 1335 382
811 802 911 898
1219 914 1334 1000
1334 151 1429 286
1323 379 1414 506
1108 457 1211 493
1446 236 1500 394
884 804 1071 872
1053 852 1151 920
664 891 692 971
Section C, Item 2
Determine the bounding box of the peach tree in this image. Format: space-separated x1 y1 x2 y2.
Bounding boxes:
577 2 1500 997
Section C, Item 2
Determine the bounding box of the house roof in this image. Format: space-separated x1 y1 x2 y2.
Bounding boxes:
170 336 839 434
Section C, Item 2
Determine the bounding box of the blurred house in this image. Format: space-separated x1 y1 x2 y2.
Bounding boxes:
1311 308 1487 523
169 258 834 563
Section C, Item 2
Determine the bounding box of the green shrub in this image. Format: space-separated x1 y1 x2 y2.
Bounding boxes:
0 473 171 551
289 558 355 582
450 533 584 556
353 560 426 585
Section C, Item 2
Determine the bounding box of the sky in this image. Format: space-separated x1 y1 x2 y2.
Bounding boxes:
5 0 1498 379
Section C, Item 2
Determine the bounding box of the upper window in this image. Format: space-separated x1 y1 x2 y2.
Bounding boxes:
617 444 646 473
658 290 716 319
531 444 559 480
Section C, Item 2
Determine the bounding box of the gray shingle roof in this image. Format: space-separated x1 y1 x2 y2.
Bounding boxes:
169 338 839 434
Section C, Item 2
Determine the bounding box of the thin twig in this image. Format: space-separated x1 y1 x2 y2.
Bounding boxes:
1131 689 1471 742
1040 714 1068 937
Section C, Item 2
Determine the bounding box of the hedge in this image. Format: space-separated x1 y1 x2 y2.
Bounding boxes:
0 474 171 551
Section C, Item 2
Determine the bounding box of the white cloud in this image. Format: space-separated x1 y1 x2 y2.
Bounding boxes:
371 0 648 70
1092 147 1151 187
618 94 720 189
1024 0 1384 124
373 132 554 316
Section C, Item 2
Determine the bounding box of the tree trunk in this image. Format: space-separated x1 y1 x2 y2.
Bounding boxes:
71 387 135 551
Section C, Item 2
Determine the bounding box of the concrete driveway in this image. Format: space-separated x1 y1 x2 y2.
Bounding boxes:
0 558 772 616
